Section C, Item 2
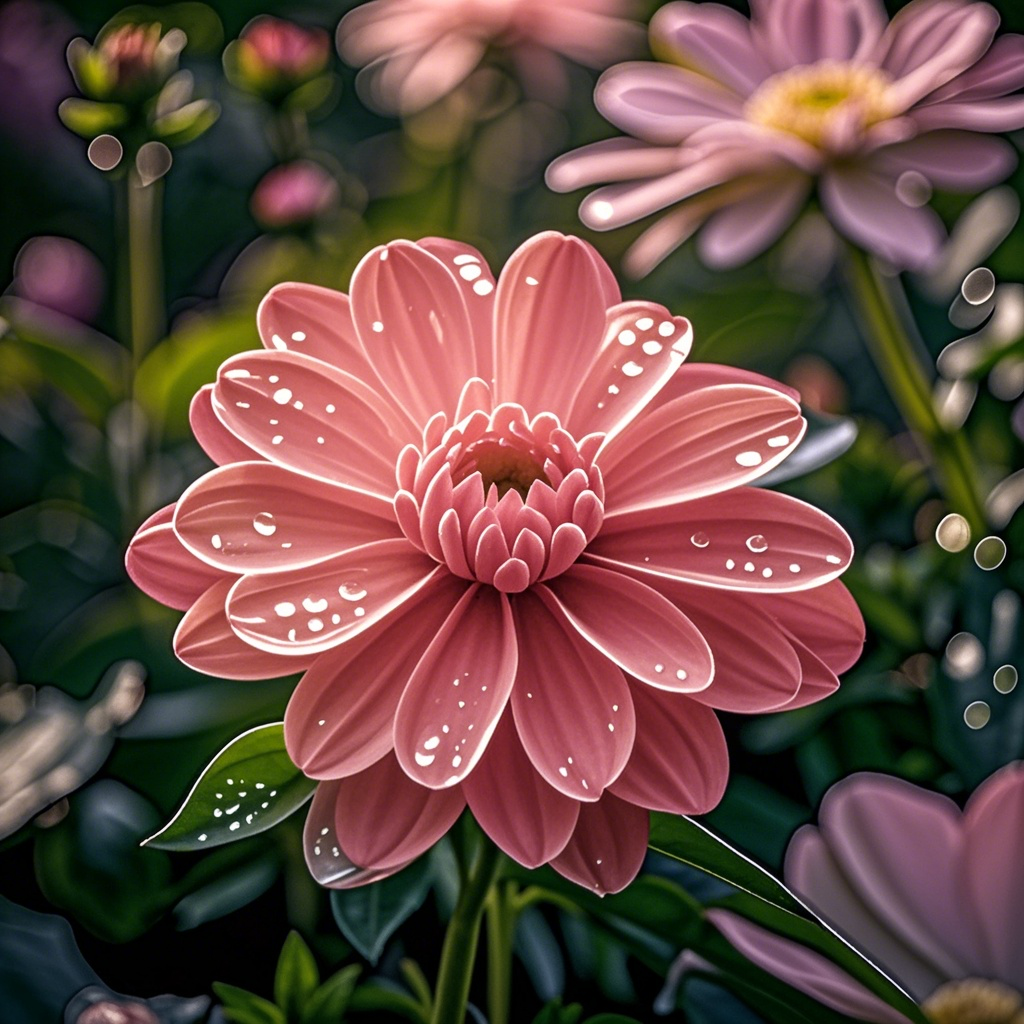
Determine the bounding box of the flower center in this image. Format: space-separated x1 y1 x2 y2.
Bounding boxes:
745 60 893 149
452 437 551 499
924 979 1024 1024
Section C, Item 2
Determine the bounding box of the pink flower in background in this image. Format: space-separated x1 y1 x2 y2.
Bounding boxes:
13 236 104 323
547 0 1024 276
127 231 862 894
706 765 1024 1022
234 15 331 90
250 161 340 230
336 0 643 115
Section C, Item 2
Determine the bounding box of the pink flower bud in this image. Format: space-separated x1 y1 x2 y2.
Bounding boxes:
250 161 339 229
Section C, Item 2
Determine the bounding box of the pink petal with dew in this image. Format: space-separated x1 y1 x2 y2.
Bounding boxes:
546 137 687 194
925 32 1024 103
589 488 853 593
285 573 468 780
126 503 223 611
393 585 518 789
550 792 649 895
329 754 465 872
660 580 803 712
173 461 399 573
510 588 635 802
752 0 887 66
818 774 984 982
963 763 1024 987
257 282 379 384
786 826 948 1001
649 362 802 407
820 167 945 271
599 384 805 515
304 781 412 889
463 709 580 868
416 237 497 387
608 683 727 815
190 385 262 465
707 910 914 1024
493 233 616 420
566 301 692 444
212 349 413 497
758 581 865 676
593 62 745 145
697 174 812 268
649 2 772 97
350 240 479 426
174 578 315 679
542 565 713 693
226 539 440 655
910 95 1024 133
869 131 1017 192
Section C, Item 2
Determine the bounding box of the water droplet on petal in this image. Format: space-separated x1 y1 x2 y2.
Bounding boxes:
642 340 663 355
622 361 643 377
339 582 368 601
690 532 709 548
302 597 328 613
735 450 762 467
273 388 292 405
746 534 767 553
274 602 296 618
253 512 276 536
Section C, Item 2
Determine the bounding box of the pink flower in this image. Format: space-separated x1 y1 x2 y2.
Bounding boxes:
336 0 643 115
250 162 340 230
126 232 862 894
705 765 1024 1022
228 16 331 99
547 0 1024 275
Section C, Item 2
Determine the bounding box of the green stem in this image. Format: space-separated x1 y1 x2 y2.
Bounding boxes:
485 881 518 1024
841 246 987 534
430 839 504 1024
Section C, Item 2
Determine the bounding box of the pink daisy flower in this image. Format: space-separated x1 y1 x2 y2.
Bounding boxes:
336 0 643 115
126 232 862 894
546 0 1024 275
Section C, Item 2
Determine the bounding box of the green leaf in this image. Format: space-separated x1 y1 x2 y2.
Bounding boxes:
330 858 432 965
58 98 128 138
213 982 287 1024
275 931 320 1021
152 97 220 146
347 980 428 1023
144 723 315 851
531 1000 583 1024
301 964 361 1024
582 1016 645 1024
284 74 338 114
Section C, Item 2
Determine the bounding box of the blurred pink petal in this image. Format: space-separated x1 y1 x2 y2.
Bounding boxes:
754 0 887 66
250 161 339 230
869 131 1016 191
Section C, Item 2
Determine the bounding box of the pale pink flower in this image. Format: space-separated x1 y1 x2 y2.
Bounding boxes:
126 232 862 894
250 161 340 230
547 0 1024 275
704 765 1024 1022
336 0 643 115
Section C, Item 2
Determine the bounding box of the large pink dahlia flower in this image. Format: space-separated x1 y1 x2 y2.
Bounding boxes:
547 0 1024 275
126 232 862 894
336 0 642 115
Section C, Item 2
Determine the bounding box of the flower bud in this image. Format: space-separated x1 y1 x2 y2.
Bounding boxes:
250 161 340 229
226 16 330 102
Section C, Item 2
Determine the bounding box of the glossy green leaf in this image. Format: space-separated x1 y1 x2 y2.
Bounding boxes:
302 965 361 1024
57 98 128 139
213 982 286 1024
144 723 315 851
275 931 319 1022
330 858 432 965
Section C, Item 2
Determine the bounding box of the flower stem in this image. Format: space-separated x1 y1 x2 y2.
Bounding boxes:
430 837 504 1024
841 245 987 534
485 880 518 1024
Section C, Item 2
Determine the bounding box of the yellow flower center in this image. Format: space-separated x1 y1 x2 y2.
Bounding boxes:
924 979 1024 1024
745 60 894 148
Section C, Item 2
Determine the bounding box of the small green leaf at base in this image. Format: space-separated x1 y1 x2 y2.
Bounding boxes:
213 983 286 1024
144 723 315 851
275 931 319 1022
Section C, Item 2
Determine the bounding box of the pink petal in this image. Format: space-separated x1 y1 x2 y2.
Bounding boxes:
707 910 914 1024
393 585 518 789
550 793 649 895
622 198 718 278
588 489 853 593
174 578 314 679
609 683 727 815
649 362 802 408
925 32 1024 103
350 240 479 426
753 0 887 65
963 763 1024 985
910 95 1024 132
820 167 945 270
463 709 580 868
510 589 635 801
566 301 692 444
493 232 616 421
649 2 772 97
542 565 714 693
772 632 841 711
329 754 465 871
285 573 468 779
257 282 379 382
126 503 223 610
189 385 261 465
226 539 440 654
599 384 805 515
174 461 399 572
212 349 413 496
869 131 1016 191
546 137 689 192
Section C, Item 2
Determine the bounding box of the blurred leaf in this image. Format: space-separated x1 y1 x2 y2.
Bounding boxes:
582 1016 645 1024
214 982 286 1024
172 854 279 930
330 858 432 965
144 723 315 851
57 98 128 139
275 931 319 1022
347 979 428 1023
152 98 221 146
532 999 583 1024
515 906 564 1001
302 965 361 1024
284 74 339 115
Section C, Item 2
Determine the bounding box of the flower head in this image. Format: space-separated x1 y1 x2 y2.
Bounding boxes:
336 0 643 115
127 232 862 894
250 161 340 230
227 16 331 101
547 0 1024 275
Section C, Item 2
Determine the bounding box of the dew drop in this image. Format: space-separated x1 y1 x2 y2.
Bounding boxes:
744 562 755 572
273 388 292 405
789 563 801 573
974 536 1007 570
253 512 276 536
994 664 1018 694
372 321 384 333
676 669 687 681
746 534 768 553
525 276 538 285
274 601 296 618
326 404 336 413
308 618 324 632
636 317 654 330
935 513 971 553
424 735 440 750
291 331 306 342
826 554 843 565
271 435 284 445
415 752 435 767
766 435 790 448
618 329 636 346
690 532 709 548
339 582 368 601
658 321 675 337
735 450 762 467
654 664 664 673
473 280 494 296
459 264 482 281
591 200 614 221
211 534 222 549
302 597 328 613
622 361 644 377
964 700 991 729
642 340 663 356
726 559 735 570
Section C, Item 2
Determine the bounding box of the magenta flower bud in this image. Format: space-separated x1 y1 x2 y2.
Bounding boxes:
229 16 330 99
250 161 340 229
14 236 104 323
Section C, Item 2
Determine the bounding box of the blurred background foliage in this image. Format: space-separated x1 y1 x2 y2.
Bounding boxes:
1 0 1023 1021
